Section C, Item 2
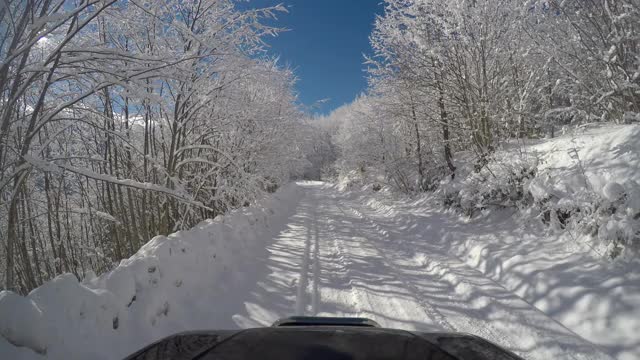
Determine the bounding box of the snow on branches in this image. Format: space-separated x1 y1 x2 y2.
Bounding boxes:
0 0 304 293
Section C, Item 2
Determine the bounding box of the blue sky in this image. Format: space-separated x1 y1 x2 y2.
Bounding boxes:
242 0 384 115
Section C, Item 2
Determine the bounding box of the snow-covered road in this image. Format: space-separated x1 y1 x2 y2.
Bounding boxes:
229 182 613 360
2 181 631 360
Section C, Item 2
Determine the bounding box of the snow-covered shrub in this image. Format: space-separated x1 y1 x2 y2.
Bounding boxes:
438 155 538 217
529 178 640 259
588 183 640 258
336 169 366 191
445 164 640 258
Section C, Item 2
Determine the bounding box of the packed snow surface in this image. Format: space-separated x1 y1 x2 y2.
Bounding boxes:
1 125 639 360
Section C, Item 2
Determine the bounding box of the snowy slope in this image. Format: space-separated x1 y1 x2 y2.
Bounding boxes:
451 124 640 359
529 124 640 197
0 184 304 360
355 124 640 359
439 124 640 259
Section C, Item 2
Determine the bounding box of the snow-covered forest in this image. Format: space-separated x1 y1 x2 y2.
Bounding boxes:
320 0 639 187
1 1 640 359
311 0 640 258
0 0 307 293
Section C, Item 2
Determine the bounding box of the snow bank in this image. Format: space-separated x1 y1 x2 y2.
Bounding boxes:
530 124 640 197
0 292 46 354
338 186 640 359
450 217 640 360
0 184 303 360
440 124 640 258
442 125 640 358
525 125 640 257
336 124 640 359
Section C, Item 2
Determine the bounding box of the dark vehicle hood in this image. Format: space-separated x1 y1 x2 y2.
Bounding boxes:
124 327 524 360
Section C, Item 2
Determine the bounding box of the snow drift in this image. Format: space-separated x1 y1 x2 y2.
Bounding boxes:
0 184 303 360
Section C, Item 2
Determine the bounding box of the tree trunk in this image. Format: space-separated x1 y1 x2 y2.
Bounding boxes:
410 104 425 191
433 57 456 179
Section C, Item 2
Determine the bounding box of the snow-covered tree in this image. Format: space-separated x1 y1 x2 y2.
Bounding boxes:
0 0 304 293
333 0 639 193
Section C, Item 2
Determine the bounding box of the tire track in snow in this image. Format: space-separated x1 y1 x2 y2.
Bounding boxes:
326 217 366 316
342 203 560 359
332 200 457 332
294 199 314 315
314 190 429 324
342 204 538 356
295 194 323 316
311 207 321 315
314 190 368 318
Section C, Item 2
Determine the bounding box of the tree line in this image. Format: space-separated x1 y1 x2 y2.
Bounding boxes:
318 0 639 192
0 0 305 293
